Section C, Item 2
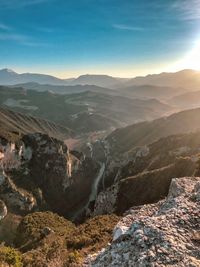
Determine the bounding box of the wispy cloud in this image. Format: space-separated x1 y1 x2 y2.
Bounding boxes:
0 33 27 41
0 23 11 31
172 0 200 21
0 32 50 47
21 41 51 47
0 20 50 47
113 24 144 31
0 0 50 9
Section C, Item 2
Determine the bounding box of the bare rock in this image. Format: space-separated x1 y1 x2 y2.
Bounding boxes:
0 200 7 220
41 227 54 237
89 177 200 267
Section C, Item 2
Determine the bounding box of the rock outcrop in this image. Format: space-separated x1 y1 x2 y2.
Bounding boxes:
89 177 200 266
0 169 35 213
0 200 7 220
0 133 99 220
21 133 99 218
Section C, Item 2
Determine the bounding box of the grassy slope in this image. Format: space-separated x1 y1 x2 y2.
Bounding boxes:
0 107 72 141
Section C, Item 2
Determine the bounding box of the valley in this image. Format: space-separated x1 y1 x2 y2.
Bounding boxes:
0 85 174 136
0 69 200 266
2 0 200 265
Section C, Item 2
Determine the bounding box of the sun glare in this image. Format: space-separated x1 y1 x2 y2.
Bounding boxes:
174 40 200 71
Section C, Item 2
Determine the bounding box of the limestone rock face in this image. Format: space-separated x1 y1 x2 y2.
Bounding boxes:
21 133 99 218
0 133 99 219
0 200 7 220
0 169 35 213
90 177 200 267
89 185 118 217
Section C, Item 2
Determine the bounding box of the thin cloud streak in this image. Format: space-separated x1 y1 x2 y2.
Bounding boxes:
172 0 200 21
0 33 27 41
0 32 50 47
0 21 51 47
113 24 144 31
21 41 51 47
0 0 51 9
0 23 11 31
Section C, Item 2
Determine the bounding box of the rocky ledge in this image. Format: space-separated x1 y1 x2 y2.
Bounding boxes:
88 177 200 266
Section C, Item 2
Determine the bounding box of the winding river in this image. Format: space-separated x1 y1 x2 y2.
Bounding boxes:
88 162 105 202
71 161 105 220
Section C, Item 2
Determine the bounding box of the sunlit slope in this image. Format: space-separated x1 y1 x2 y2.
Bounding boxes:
0 107 72 141
107 107 200 155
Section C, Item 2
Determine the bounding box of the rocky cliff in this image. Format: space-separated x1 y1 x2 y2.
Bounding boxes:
0 132 99 220
88 132 200 217
88 177 200 266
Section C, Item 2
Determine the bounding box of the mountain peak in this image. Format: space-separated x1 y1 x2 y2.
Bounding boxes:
1 68 16 74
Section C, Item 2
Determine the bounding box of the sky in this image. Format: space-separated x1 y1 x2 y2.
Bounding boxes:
0 0 200 78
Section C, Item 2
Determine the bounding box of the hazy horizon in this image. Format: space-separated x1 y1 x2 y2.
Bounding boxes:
1 66 200 80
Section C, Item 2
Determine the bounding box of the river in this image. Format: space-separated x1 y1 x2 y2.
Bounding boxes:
71 161 105 220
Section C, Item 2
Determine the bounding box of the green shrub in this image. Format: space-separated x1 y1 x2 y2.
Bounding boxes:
15 213 119 266
15 211 75 248
0 246 22 267
66 214 119 251
66 251 81 264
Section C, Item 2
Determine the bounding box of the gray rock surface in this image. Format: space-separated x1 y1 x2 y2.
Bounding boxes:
88 177 200 266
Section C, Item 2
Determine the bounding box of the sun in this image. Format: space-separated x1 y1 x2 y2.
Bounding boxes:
174 40 200 71
184 41 200 70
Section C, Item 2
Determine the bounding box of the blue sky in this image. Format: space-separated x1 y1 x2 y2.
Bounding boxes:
0 0 200 77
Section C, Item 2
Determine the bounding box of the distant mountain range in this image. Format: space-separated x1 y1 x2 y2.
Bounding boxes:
0 68 66 85
10 82 119 96
70 74 125 88
124 69 200 90
1 68 200 92
0 68 124 88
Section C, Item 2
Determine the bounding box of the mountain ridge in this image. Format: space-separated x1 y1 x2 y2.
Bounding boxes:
1 68 200 91
0 69 123 87
125 69 200 90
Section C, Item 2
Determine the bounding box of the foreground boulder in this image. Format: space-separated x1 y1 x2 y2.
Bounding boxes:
89 177 200 266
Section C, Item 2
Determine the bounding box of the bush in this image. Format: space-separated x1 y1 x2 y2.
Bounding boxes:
66 251 81 264
15 212 119 266
66 214 119 251
0 246 22 267
15 211 76 248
